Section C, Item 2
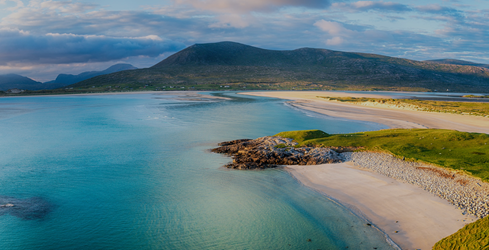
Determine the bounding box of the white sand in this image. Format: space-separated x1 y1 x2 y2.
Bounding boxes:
241 91 487 248
286 163 475 250
242 91 489 134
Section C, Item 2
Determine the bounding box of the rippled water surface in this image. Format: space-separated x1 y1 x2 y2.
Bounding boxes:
0 92 395 249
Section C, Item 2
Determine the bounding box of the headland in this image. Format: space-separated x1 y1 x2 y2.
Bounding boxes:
212 127 489 249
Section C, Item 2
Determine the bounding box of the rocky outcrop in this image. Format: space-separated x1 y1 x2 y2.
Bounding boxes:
212 136 341 169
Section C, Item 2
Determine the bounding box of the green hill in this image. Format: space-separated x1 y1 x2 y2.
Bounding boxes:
425 59 489 69
0 74 42 91
70 41 489 93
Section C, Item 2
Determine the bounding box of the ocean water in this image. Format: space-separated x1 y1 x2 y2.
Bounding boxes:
0 92 395 250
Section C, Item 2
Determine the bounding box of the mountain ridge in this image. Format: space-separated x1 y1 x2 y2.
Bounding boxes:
0 74 42 91
46 63 137 87
425 59 489 68
67 42 489 93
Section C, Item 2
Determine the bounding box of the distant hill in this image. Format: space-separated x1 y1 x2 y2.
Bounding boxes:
72 42 489 92
0 74 43 91
45 63 137 88
0 64 138 92
425 59 489 69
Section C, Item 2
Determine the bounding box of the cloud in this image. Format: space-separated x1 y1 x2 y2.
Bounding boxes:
0 0 24 11
326 36 343 45
0 29 185 65
332 1 411 12
173 0 331 14
313 19 450 57
314 20 348 35
415 4 461 16
1 0 489 80
168 0 333 28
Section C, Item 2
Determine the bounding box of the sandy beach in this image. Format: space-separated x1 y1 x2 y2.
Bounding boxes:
240 91 488 249
286 162 475 250
242 91 489 134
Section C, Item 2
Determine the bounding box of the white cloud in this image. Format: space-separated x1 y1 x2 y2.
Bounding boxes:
169 0 332 28
326 36 343 45
173 0 330 14
332 1 411 12
0 0 24 11
314 20 346 35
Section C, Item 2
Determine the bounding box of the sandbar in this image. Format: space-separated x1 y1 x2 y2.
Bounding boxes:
241 91 489 134
286 162 475 249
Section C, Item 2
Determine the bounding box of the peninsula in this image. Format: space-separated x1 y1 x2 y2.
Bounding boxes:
214 91 489 249
212 129 489 249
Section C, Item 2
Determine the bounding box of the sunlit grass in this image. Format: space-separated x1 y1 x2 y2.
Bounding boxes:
433 216 489 250
318 97 489 117
275 129 489 181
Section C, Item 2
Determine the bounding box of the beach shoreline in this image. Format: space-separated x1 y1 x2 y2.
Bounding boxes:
284 156 478 249
235 91 489 248
240 91 489 134
0 90 230 101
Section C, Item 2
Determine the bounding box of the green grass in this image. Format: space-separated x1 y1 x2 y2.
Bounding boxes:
433 216 489 249
318 97 489 117
275 129 489 181
275 128 489 249
274 130 330 142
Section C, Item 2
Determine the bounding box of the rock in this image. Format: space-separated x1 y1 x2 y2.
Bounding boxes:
212 136 341 169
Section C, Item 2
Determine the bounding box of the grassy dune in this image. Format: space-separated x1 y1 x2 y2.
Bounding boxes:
318 97 489 117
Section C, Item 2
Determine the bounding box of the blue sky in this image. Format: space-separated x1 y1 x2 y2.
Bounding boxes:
1 0 489 81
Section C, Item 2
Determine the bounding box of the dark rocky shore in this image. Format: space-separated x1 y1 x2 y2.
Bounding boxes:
211 136 345 169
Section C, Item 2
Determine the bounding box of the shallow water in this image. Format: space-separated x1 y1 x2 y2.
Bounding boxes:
0 92 395 249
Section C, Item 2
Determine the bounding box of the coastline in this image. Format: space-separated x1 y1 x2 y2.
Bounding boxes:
285 157 477 250
241 91 489 134
0 90 230 101
236 91 489 248
212 134 489 249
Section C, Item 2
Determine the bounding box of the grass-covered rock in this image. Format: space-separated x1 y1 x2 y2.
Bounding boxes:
276 129 489 181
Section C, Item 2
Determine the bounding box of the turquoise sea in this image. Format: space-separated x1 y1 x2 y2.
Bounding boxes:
0 92 396 250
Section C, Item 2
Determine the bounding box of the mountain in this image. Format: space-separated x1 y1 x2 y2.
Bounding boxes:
45 63 137 88
72 42 489 92
425 59 489 69
0 74 43 91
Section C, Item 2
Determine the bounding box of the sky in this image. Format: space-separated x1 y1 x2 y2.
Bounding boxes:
1 0 489 81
